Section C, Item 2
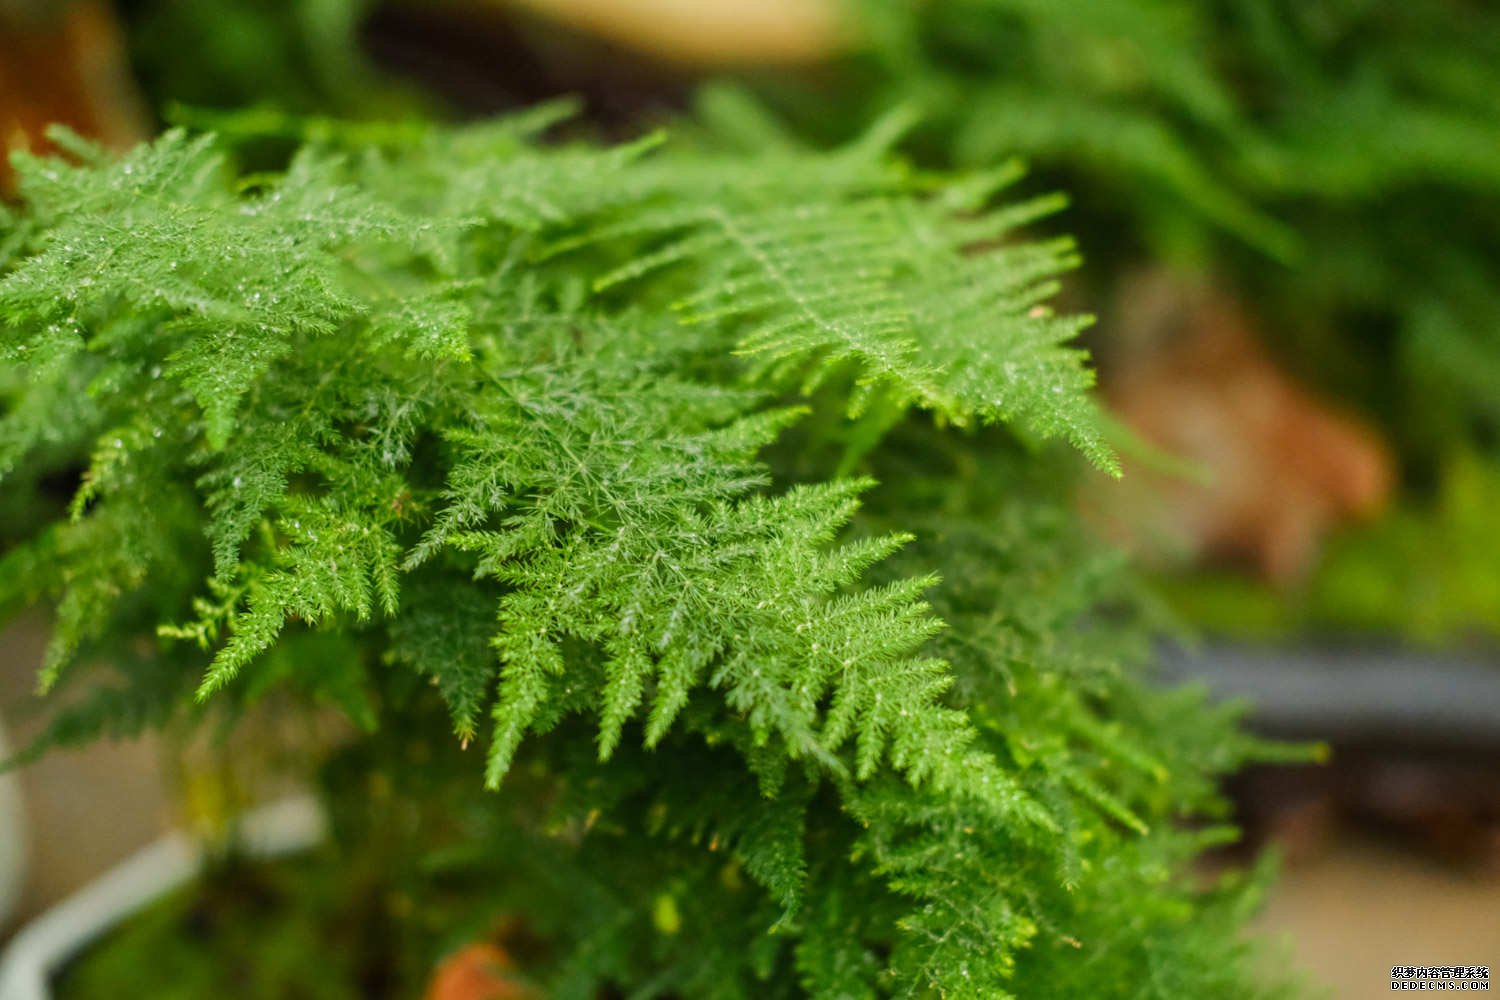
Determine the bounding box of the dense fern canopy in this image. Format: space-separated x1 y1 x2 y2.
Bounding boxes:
1 112 1287 997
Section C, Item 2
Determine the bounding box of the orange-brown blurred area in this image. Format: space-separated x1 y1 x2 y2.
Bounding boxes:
1096 269 1394 585
0 1 145 194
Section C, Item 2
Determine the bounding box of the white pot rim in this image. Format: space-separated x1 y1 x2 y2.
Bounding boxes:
0 795 324 1000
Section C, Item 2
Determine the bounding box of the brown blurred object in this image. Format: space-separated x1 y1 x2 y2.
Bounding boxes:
1100 271 1393 583
0 0 146 195
499 0 841 66
425 941 534 1000
1233 750 1500 872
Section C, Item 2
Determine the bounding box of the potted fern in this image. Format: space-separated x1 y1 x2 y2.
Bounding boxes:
0 86 1299 1000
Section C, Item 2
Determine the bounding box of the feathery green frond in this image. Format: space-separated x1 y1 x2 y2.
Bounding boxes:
1 112 1277 998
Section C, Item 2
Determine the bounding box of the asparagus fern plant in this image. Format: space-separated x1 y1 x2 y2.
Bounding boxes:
1 108 1290 997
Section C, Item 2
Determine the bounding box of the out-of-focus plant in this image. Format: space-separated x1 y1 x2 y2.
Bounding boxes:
709 0 1500 640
